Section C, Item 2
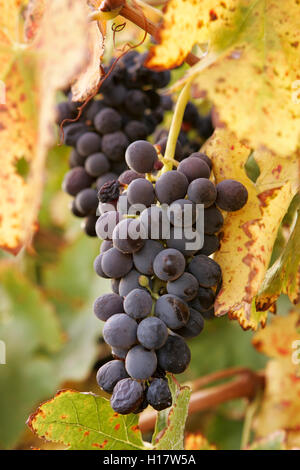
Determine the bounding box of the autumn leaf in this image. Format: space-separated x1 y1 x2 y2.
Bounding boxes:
256 208 300 309
252 311 300 446
27 389 147 450
0 0 89 254
152 376 191 450
202 129 297 330
185 433 216 450
147 0 300 156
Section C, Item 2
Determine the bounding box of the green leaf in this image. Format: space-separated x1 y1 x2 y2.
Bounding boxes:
28 390 147 450
257 208 300 309
153 375 191 450
247 430 287 450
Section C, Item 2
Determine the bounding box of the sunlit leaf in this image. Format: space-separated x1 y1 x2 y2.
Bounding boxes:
28 389 147 450
202 129 297 329
148 0 300 155
185 432 216 450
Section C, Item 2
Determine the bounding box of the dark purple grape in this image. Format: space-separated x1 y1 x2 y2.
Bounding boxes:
127 178 155 207
93 293 124 321
168 199 197 227
125 89 148 117
155 171 188 205
125 141 157 173
96 172 119 191
155 294 190 330
204 205 224 234
124 121 148 141
62 167 93 196
94 253 109 278
167 272 199 302
103 313 137 349
190 152 212 170
56 102 75 125
69 149 86 168
175 308 204 338
96 360 128 393
133 239 164 275
102 131 129 162
119 269 150 297
124 288 153 319
82 214 98 237
110 378 144 414
112 218 145 254
216 179 248 212
125 345 157 380
76 132 102 157
178 157 210 182
156 137 183 161
157 335 191 374
199 234 220 256
187 178 217 207
147 378 172 411
63 123 87 146
75 188 98 215
153 248 185 282
118 170 145 185
85 153 110 177
101 247 133 278
137 317 168 350
166 226 202 256
188 255 222 288
94 107 122 134
96 211 122 240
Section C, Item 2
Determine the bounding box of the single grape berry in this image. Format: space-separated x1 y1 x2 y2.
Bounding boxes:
96 360 128 393
96 172 119 191
153 248 186 282
119 269 150 297
199 234 220 256
190 152 213 170
101 131 129 162
75 188 98 216
167 272 199 302
175 308 204 338
85 153 110 177
93 253 109 278
156 136 183 161
94 107 122 134
93 293 124 322
137 317 168 350
125 345 157 380
188 255 222 288
112 218 145 254
62 167 93 196
155 171 188 205
110 378 144 414
166 226 201 256
146 378 172 411
124 121 148 141
96 211 122 240
216 179 248 212
168 199 197 227
118 170 144 185
133 239 164 275
157 335 191 374
127 178 155 207
155 294 190 330
124 288 153 319
103 313 137 349
187 178 217 208
203 205 224 234
125 141 157 173
178 156 210 182
101 247 133 278
83 214 99 237
98 180 121 203
76 132 102 157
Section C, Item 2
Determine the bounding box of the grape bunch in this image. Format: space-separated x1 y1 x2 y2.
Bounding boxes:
93 139 248 415
58 51 171 236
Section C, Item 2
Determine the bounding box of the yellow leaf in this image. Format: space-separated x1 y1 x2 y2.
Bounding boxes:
252 311 300 441
71 21 104 103
147 0 300 155
0 0 89 254
202 129 296 329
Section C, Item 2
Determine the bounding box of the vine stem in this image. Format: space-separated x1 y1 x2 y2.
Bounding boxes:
89 1 200 67
139 369 265 434
161 76 193 173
